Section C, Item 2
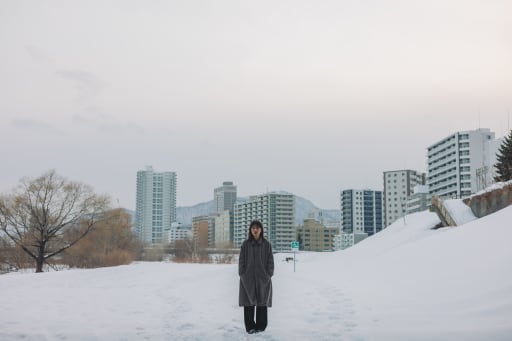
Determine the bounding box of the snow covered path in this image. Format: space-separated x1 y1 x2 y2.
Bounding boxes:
269 258 358 340
0 260 360 341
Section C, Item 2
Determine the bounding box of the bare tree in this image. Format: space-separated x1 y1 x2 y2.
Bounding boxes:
0 236 33 272
0 170 110 272
62 208 142 268
173 238 194 262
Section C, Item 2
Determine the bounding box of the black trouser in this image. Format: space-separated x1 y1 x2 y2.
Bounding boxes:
244 306 268 332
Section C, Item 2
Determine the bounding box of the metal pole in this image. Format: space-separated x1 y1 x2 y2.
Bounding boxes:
293 250 296 273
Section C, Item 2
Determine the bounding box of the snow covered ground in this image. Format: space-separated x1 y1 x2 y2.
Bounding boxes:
1 202 512 340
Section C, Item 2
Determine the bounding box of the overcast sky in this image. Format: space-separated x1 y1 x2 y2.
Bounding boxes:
1 0 511 210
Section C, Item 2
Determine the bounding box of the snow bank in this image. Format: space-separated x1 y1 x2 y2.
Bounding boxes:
444 198 477 225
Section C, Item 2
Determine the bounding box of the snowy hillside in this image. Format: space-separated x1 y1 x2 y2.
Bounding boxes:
1 201 511 340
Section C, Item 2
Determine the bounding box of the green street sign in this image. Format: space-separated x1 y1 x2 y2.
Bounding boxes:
291 241 299 249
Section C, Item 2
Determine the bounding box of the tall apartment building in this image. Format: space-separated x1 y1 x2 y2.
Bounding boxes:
234 192 295 252
383 170 426 226
213 181 237 243
214 181 237 213
427 128 496 199
191 215 215 249
299 219 339 252
135 166 177 244
340 189 383 236
214 210 231 248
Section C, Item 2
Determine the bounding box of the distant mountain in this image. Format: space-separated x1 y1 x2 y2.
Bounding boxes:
176 201 215 227
295 196 339 225
176 195 339 227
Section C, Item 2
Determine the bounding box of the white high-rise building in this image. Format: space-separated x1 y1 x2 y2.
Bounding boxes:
135 166 177 244
339 188 382 250
234 192 295 252
340 189 383 236
383 170 426 226
427 128 496 199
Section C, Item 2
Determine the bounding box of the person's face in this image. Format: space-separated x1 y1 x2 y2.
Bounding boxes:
250 225 262 240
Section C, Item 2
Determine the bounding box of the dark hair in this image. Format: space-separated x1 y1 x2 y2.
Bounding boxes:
247 220 265 240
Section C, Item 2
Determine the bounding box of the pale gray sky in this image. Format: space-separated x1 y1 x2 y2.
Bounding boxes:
1 0 511 209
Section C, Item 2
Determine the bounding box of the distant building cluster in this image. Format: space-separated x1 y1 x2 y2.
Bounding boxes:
134 128 505 252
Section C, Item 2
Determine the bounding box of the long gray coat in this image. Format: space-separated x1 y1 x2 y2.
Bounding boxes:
238 238 274 307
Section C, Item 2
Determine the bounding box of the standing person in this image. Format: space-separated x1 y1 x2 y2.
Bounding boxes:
238 220 274 334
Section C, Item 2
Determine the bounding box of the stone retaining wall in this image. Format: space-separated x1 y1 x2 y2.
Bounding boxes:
463 182 512 218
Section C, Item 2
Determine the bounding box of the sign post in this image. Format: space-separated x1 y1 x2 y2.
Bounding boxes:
291 241 299 272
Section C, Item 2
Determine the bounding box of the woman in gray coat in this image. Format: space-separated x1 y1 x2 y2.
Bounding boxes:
238 220 274 334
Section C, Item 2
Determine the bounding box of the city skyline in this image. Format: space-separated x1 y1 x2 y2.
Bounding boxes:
1 1 510 210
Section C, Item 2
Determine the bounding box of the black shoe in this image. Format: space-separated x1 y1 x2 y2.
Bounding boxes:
248 329 256 334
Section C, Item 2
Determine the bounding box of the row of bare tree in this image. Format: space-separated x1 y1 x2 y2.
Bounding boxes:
137 239 236 264
0 170 236 273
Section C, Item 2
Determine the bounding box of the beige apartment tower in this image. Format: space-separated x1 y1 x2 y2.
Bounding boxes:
299 219 339 252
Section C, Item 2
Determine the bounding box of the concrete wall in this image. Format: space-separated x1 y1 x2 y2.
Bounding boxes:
431 195 458 227
463 182 512 218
